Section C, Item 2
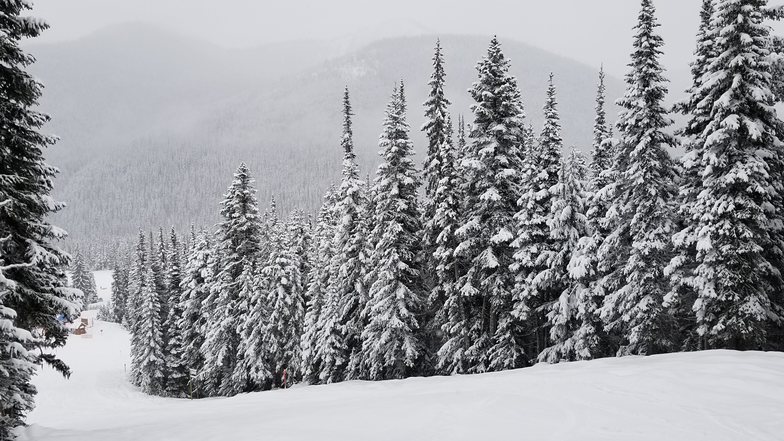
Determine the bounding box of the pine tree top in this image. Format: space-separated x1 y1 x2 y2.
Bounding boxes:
616 0 675 155
540 73 563 155
341 86 355 160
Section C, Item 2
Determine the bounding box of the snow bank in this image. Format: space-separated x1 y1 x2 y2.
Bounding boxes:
19 322 784 441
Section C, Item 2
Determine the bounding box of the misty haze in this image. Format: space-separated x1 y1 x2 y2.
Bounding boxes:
2 1 784 440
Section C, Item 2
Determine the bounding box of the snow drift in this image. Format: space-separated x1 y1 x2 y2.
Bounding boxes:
18 320 784 441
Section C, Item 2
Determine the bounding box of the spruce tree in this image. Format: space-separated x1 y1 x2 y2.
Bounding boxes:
164 228 188 396
152 230 170 357
590 67 614 183
360 83 425 380
301 187 339 384
178 229 215 396
435 115 473 374
422 39 452 296
666 0 719 350
235 261 268 390
597 0 680 356
667 0 784 350
288 210 312 304
201 163 262 396
0 6 78 432
537 150 591 362
455 37 526 373
512 73 564 359
136 266 166 395
261 220 305 386
72 252 99 306
0 284 39 439
127 230 148 386
562 68 617 360
327 88 369 380
111 257 131 324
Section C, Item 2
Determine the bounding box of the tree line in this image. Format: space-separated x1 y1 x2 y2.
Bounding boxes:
105 0 784 398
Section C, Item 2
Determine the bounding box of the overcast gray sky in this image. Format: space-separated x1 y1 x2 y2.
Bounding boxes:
28 0 784 77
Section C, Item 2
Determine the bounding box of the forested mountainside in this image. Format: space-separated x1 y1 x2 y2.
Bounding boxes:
29 25 623 246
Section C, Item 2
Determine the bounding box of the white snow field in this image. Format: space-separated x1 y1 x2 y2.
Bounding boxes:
93 270 114 303
17 319 784 441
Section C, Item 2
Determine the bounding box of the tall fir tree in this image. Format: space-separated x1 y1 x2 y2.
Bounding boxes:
512 73 564 359
562 68 617 361
537 150 591 362
597 0 680 356
261 220 305 386
667 0 784 350
110 257 131 324
152 230 170 361
288 210 312 305
666 0 719 350
163 228 188 396
327 88 369 380
136 266 166 395
590 67 614 183
435 115 473 374
72 252 99 306
235 260 268 390
301 186 339 384
201 163 262 396
178 229 215 396
360 83 425 380
421 39 452 298
420 41 459 372
0 5 78 432
454 37 526 373
127 230 148 386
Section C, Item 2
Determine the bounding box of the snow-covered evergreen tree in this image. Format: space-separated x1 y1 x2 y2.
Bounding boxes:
127 230 148 385
422 39 452 295
163 228 188 396
454 37 526 373
0 283 40 440
201 163 262 396
360 83 425 380
0 5 78 432
72 252 98 306
136 266 166 395
562 68 618 361
151 230 170 361
261 220 305 386
326 88 369 380
429 115 466 374
537 150 591 362
111 257 131 324
598 0 680 356
178 229 215 396
420 41 460 372
234 261 268 390
288 210 312 304
512 73 564 359
301 187 339 384
435 115 474 374
667 0 784 350
590 67 614 184
665 0 720 350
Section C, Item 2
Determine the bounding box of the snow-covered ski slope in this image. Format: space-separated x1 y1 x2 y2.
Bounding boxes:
19 321 784 441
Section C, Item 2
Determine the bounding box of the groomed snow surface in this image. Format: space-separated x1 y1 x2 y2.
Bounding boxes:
17 272 784 441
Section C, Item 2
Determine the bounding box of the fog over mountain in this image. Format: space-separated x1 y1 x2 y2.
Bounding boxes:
30 24 625 245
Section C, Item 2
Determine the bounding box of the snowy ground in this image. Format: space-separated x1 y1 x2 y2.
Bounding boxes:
93 270 113 303
17 318 784 441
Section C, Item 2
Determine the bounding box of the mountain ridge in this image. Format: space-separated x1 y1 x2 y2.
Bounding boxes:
27 24 625 245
